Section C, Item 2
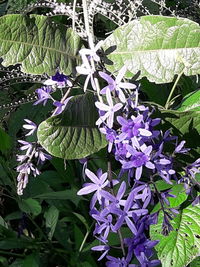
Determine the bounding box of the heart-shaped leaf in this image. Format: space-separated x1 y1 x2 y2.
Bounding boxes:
37 93 107 159
103 16 200 83
150 204 200 267
0 14 81 75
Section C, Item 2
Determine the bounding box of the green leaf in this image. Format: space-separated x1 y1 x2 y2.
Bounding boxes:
160 110 200 154
0 128 11 152
37 93 107 159
150 204 200 267
103 15 200 83
18 198 42 216
177 90 200 111
22 254 40 267
0 14 81 75
73 212 89 231
190 257 200 267
0 216 8 229
151 184 188 214
44 206 59 240
168 184 188 208
0 238 35 249
33 189 81 206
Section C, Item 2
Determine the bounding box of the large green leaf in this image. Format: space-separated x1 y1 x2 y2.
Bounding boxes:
103 16 200 83
150 204 200 267
0 14 81 75
37 93 107 159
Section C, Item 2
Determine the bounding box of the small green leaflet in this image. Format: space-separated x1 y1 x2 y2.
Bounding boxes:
37 93 107 159
103 16 200 84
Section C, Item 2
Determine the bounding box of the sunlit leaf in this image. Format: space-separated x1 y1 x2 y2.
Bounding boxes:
0 14 81 75
150 204 200 267
103 16 200 83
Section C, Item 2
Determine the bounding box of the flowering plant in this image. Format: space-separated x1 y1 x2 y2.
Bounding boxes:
0 0 200 266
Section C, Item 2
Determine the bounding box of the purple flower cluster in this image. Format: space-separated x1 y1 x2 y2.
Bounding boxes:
77 169 160 266
16 119 51 195
34 71 72 115
77 68 200 266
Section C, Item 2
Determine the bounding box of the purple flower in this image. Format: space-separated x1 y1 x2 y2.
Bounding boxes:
100 127 117 152
18 140 33 155
121 144 155 180
79 41 104 62
34 86 53 106
35 149 52 164
185 159 200 179
162 212 174 235
16 162 40 195
99 66 136 103
44 71 72 88
100 181 126 210
95 89 123 128
174 140 190 154
77 169 109 205
53 96 73 115
93 213 115 239
117 115 152 142
106 256 130 267
92 236 110 261
76 43 104 92
23 119 37 136
112 190 147 234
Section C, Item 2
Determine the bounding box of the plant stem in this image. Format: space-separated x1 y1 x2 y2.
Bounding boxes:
165 71 184 109
79 230 89 252
52 87 72 116
0 250 24 258
72 0 77 31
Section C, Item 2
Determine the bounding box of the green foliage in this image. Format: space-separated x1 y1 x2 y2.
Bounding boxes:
0 128 11 153
177 90 200 111
37 93 107 159
7 0 37 13
44 206 59 240
0 1 199 266
18 198 42 216
103 15 200 83
150 204 200 267
158 109 200 156
0 14 81 75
